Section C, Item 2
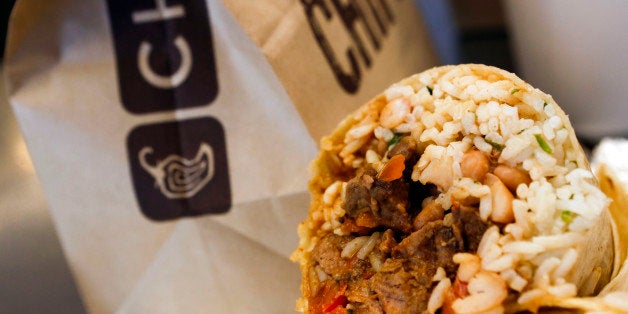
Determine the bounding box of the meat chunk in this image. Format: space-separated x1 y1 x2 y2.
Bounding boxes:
312 234 350 278
370 179 412 233
313 206 489 313
378 229 397 254
453 205 489 252
413 200 444 230
344 167 377 215
393 220 463 275
387 136 418 162
316 136 493 313
393 221 442 258
434 223 464 274
313 234 370 280
352 301 384 314
370 258 436 313
343 166 412 233
346 280 384 314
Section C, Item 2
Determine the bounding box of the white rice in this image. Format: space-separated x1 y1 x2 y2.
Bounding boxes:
341 236 369 258
532 233 584 251
345 123 377 142
322 181 343 205
315 265 328 282
432 267 447 282
427 278 451 314
500 269 528 292
356 232 381 260
374 126 394 142
552 248 578 281
483 254 517 273
452 271 507 313
365 149 380 164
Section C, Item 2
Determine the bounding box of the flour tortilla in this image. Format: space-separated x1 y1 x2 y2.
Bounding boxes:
530 165 628 313
293 65 618 313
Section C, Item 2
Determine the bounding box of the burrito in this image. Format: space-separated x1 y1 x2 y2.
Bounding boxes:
291 65 616 313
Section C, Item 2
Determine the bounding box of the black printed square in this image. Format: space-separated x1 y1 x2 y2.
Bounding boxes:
127 117 231 221
106 0 218 113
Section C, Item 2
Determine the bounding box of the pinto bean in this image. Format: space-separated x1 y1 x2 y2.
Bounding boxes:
380 98 410 129
486 173 514 224
460 150 489 182
493 165 531 192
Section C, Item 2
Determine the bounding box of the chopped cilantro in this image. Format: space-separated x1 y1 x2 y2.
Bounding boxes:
543 102 548 109
387 133 402 146
426 86 433 95
561 210 574 224
511 88 521 95
570 194 575 200
534 134 553 154
484 138 505 151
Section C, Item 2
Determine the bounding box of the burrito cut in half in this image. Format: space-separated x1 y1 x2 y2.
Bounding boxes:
292 65 616 313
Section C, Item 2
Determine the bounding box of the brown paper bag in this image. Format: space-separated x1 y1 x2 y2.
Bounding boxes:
4 0 436 312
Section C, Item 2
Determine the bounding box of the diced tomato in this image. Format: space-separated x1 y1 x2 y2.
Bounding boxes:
324 295 348 313
309 281 348 314
452 277 469 298
377 154 405 182
441 287 457 314
451 199 460 209
340 218 372 235
442 277 469 314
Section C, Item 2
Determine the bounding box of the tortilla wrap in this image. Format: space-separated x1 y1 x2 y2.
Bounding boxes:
523 162 628 313
292 65 618 313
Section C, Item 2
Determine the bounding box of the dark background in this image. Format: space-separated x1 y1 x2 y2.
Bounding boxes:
0 0 14 61
1 1 87 313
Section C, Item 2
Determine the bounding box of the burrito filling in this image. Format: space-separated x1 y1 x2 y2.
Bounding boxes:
295 66 610 314
309 137 492 313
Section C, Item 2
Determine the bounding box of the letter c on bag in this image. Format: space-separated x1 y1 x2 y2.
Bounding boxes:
138 36 192 89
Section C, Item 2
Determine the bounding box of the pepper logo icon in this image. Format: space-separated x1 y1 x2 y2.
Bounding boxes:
138 142 214 199
127 117 230 220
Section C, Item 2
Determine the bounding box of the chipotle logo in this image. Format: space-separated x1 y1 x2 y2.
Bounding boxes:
127 118 231 220
138 142 215 200
301 0 398 94
106 0 231 220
